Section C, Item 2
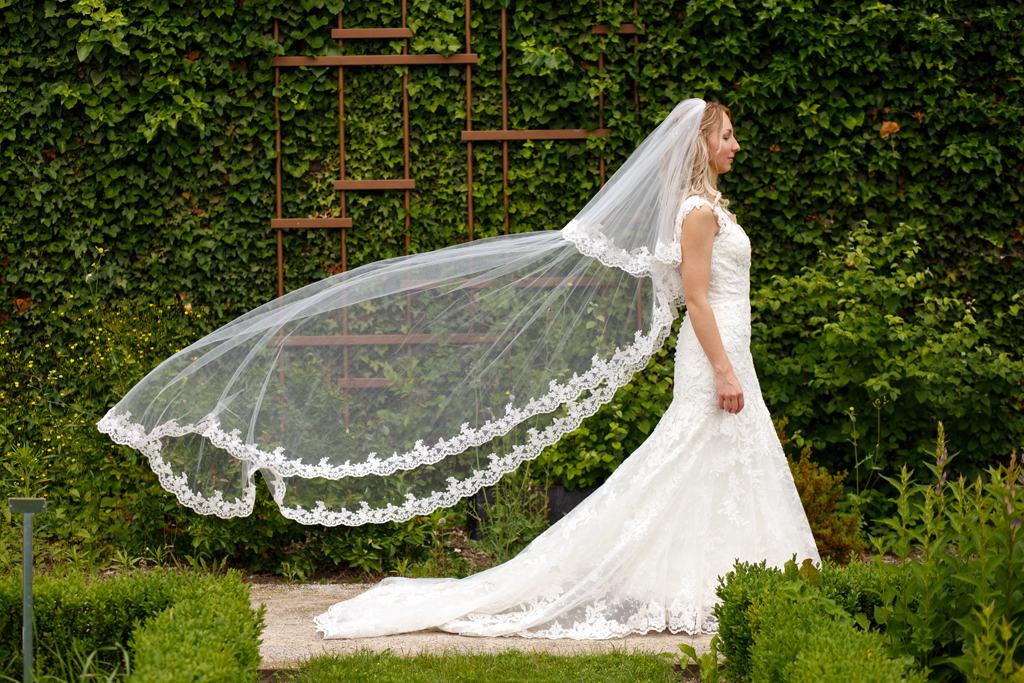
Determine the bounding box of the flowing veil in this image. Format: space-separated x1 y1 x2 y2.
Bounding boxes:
98 99 707 525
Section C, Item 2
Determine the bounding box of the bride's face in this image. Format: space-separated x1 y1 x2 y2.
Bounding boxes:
712 114 740 175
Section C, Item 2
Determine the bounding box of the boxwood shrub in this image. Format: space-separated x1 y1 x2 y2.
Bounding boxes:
0 568 263 681
128 571 264 683
749 582 925 683
714 559 912 683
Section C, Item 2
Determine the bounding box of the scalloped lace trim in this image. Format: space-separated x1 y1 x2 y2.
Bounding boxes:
97 283 679 526
478 608 719 640
561 219 682 276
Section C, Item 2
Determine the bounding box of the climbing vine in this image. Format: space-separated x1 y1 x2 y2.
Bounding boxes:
1 0 1022 554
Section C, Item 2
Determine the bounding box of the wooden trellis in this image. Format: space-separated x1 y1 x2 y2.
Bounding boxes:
270 1 641 284
268 2 644 419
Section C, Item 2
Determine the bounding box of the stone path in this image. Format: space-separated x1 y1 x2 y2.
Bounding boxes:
250 583 715 668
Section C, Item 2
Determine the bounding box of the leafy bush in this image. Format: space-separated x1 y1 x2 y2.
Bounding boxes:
749 579 925 683
754 221 1024 482
779 417 866 564
715 426 1024 683
712 558 787 681
0 569 259 681
0 569 181 677
128 571 264 683
715 556 907 683
0 300 210 554
868 424 1024 681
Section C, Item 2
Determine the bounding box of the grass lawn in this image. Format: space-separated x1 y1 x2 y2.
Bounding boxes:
289 650 681 683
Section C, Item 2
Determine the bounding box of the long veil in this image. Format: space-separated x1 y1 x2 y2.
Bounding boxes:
98 99 706 525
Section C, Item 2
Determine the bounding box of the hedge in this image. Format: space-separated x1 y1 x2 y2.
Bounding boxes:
748 581 926 683
0 568 263 681
713 559 907 682
128 571 264 683
713 559 929 683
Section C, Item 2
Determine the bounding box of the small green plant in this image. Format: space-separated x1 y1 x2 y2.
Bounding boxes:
954 602 1024 683
668 634 725 683
110 549 143 573
776 418 866 564
182 554 229 575
37 642 130 683
49 543 99 576
868 423 1024 682
144 545 173 568
1 443 52 498
280 557 311 583
847 398 890 496
469 463 550 566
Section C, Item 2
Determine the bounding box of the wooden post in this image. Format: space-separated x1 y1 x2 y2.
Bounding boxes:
501 5 509 235
274 19 283 297
598 51 605 188
402 0 411 255
466 0 474 241
338 11 348 274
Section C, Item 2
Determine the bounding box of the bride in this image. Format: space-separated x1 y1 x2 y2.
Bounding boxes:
98 99 819 639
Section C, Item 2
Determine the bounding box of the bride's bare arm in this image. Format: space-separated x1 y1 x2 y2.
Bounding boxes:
680 205 745 414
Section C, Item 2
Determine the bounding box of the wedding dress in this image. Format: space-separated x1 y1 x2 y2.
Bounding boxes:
93 99 819 637
313 195 821 639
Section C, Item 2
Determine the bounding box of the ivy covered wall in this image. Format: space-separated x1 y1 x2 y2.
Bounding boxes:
2 0 1023 484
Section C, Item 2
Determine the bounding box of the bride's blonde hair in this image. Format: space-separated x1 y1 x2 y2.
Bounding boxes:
686 102 732 209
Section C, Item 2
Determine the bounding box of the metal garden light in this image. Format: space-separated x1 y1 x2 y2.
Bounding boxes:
9 497 45 683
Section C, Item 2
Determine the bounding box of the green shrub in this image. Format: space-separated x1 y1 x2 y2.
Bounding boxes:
712 559 787 682
714 559 924 683
128 571 264 683
0 569 261 681
777 417 867 564
0 568 193 678
716 558 919 682
754 220 1024 482
716 426 1024 683
749 582 925 683
868 425 1024 682
818 559 904 626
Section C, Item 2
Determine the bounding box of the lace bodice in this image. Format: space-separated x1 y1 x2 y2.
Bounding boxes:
674 195 752 359
678 197 751 308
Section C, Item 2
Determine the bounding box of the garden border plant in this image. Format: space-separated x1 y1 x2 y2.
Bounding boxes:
0 567 264 683
713 425 1024 683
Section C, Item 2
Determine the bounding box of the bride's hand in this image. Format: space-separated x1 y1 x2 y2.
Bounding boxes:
715 368 744 414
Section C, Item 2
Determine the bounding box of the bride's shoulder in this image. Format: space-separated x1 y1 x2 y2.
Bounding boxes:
678 201 719 239
677 195 713 223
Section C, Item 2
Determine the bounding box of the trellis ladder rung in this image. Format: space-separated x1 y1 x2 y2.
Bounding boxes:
334 180 416 190
591 23 639 34
331 28 414 39
276 333 499 347
461 129 610 141
272 54 478 67
271 218 353 228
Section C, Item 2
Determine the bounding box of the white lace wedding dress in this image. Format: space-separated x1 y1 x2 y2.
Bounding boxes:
314 196 821 639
